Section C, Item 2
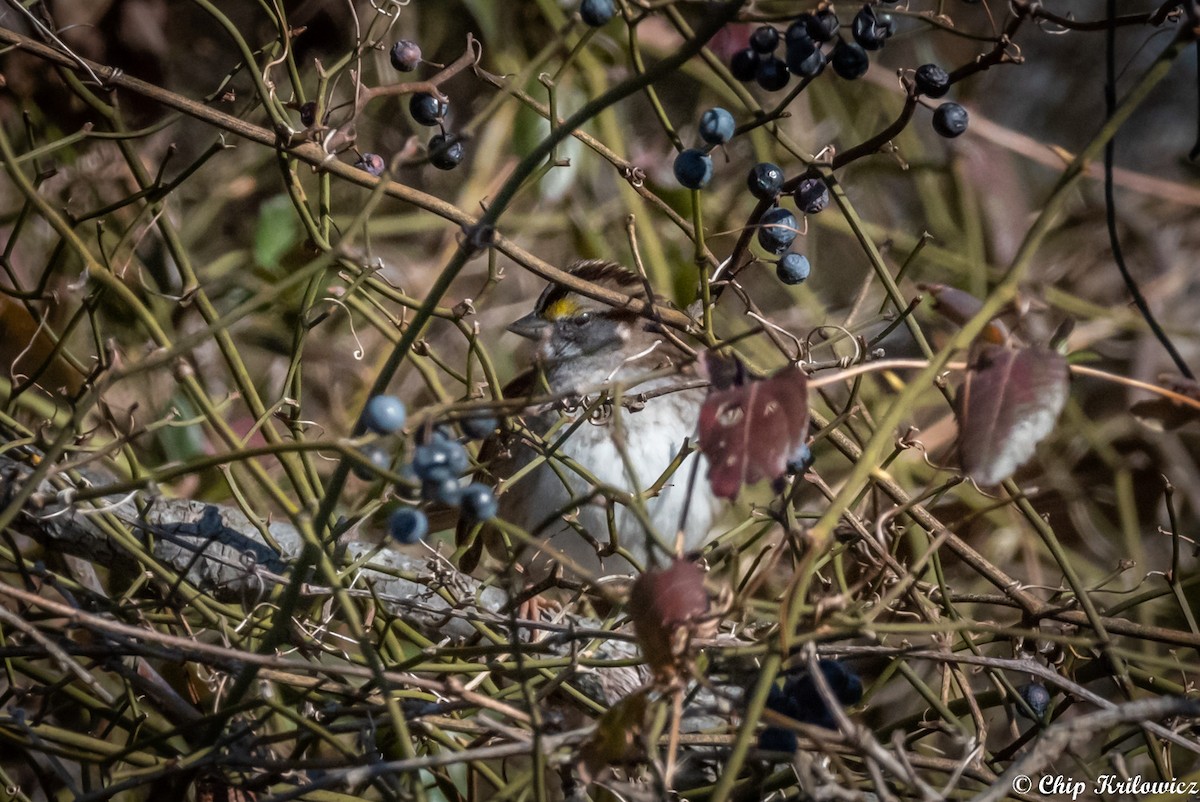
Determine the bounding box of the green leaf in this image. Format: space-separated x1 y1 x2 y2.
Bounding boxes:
253 194 300 270
158 394 207 464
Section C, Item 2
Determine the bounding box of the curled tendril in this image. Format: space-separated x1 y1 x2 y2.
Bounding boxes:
746 310 803 362
320 297 366 360
605 339 662 382
1004 38 1024 63
370 0 411 18
803 324 863 365
76 492 140 517
588 402 615 425
1033 16 1074 34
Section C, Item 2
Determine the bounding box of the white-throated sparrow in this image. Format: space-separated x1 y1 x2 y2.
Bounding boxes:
457 260 719 581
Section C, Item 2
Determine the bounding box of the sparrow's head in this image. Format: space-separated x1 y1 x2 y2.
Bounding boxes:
508 260 650 365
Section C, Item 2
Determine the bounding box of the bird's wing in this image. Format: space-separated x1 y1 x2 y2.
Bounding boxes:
454 366 547 573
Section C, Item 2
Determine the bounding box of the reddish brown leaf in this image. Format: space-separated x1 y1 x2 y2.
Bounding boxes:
956 344 1069 486
920 283 1009 344
697 355 809 500
628 558 712 684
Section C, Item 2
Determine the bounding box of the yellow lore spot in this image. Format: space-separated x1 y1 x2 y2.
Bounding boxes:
543 298 580 320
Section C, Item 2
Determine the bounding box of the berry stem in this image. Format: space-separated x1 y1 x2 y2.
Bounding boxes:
691 192 714 340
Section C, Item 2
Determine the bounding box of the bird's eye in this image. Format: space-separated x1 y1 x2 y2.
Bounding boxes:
573 312 592 326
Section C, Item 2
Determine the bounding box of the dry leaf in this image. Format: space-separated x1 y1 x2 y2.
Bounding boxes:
628 559 712 684
697 353 809 500
956 344 1069 485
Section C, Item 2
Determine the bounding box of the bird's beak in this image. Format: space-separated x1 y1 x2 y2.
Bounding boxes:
507 312 549 340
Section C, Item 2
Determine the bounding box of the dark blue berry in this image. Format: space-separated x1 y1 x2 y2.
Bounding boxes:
460 415 498 440
749 25 780 54
757 726 798 754
413 440 467 482
914 64 951 98
422 475 464 505
806 9 840 42
299 101 317 127
777 660 863 728
353 445 393 480
932 102 969 138
786 442 814 473
757 207 799 254
390 40 422 72
831 40 870 80
730 47 761 82
363 395 406 433
698 107 735 145
389 507 429 544
777 253 811 285
673 148 713 190
766 684 798 716
459 483 499 522
746 162 784 200
412 444 452 482
852 5 891 51
354 153 386 177
446 442 470 474
579 0 615 27
1018 682 1051 719
794 178 829 214
755 56 790 91
786 37 826 78
823 660 863 705
428 133 465 169
786 16 815 48
409 92 448 126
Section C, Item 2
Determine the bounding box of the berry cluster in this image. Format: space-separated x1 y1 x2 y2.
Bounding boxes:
759 660 864 753
356 395 499 545
730 6 897 92
353 38 466 176
912 62 968 138
745 161 827 285
726 10 968 141
718 9 976 288
394 40 467 171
